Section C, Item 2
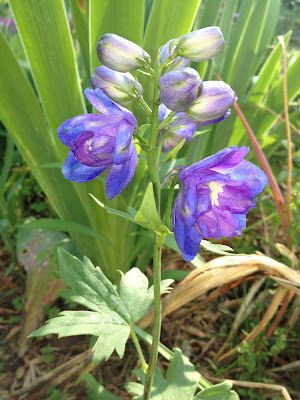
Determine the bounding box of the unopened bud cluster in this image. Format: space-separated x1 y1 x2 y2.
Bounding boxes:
94 28 236 153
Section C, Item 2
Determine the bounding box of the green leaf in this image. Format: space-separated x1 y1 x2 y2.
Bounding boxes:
30 249 171 364
126 348 200 399
119 268 173 323
135 183 170 235
90 185 171 235
200 240 235 256
57 248 130 321
19 218 111 246
0 28 108 276
80 372 121 400
194 381 239 399
159 139 186 166
30 310 130 363
9 0 86 146
69 0 89 74
90 194 137 223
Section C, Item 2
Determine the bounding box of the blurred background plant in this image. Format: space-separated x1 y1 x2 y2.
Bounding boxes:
0 0 299 399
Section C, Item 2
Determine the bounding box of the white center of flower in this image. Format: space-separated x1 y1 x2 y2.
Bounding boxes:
205 181 225 206
87 138 93 151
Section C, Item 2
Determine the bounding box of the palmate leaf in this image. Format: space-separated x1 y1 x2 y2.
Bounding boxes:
125 348 200 399
30 248 172 364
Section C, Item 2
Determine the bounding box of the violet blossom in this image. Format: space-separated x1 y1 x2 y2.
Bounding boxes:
172 146 268 261
57 88 137 200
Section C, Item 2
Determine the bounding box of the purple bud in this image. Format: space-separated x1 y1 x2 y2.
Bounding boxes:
91 66 143 106
177 27 225 62
186 81 237 125
158 104 198 152
97 33 151 73
159 68 203 112
159 39 189 72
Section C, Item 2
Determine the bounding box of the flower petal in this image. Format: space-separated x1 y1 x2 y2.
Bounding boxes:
195 110 231 126
175 177 198 226
218 160 268 196
84 88 137 127
217 182 256 214
173 202 202 261
179 146 249 180
196 208 244 239
62 151 108 182
112 120 134 165
84 87 124 116
105 146 137 200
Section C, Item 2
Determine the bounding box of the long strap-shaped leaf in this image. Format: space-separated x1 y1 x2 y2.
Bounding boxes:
0 32 106 265
70 0 90 75
9 0 86 148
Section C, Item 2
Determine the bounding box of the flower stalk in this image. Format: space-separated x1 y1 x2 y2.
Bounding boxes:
143 233 165 400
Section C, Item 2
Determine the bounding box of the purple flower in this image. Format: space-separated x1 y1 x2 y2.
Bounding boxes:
91 66 143 106
97 33 151 72
57 88 137 200
158 104 198 152
159 67 203 112
159 39 190 72
172 146 268 261
186 81 237 125
177 27 225 62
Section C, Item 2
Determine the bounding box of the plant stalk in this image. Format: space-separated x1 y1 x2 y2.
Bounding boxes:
130 325 148 374
146 73 161 211
278 35 292 227
143 233 164 400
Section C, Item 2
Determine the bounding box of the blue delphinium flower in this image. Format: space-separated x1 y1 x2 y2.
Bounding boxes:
57 88 137 200
158 104 198 152
172 146 268 261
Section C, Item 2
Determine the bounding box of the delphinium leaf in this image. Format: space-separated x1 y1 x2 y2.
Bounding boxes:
90 183 171 235
29 248 172 364
135 183 170 235
193 381 239 399
126 348 200 399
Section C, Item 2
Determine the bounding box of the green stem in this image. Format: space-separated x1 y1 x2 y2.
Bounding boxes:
146 73 161 212
137 97 152 116
130 325 148 374
165 182 176 228
157 111 176 131
143 234 165 400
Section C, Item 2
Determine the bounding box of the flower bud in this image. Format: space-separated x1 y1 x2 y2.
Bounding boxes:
177 27 225 62
159 39 189 72
158 104 198 152
159 68 203 112
91 66 143 106
186 81 237 125
97 33 151 72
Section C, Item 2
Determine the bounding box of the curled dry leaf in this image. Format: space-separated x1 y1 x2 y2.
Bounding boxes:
139 254 300 329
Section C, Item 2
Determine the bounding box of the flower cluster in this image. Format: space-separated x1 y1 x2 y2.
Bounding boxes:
57 27 267 259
